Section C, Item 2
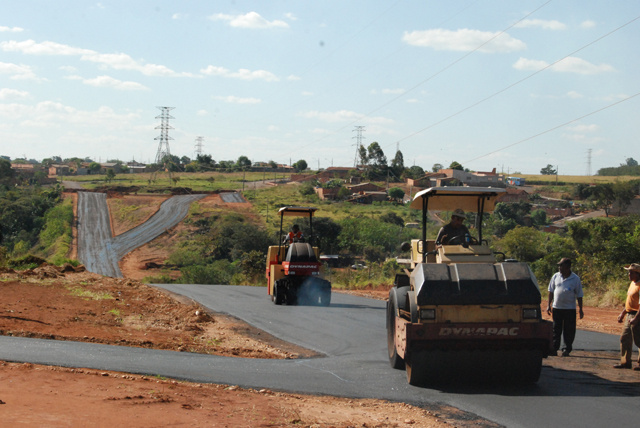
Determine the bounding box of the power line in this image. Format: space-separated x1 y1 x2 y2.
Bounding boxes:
461 92 640 165
278 0 555 159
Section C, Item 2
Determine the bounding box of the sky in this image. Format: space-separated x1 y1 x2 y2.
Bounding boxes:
1 0 639 175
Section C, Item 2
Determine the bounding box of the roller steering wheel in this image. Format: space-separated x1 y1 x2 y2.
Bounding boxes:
447 235 478 245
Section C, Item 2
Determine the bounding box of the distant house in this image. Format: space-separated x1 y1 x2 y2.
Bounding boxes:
612 196 640 216
498 188 529 203
49 164 70 176
436 168 506 187
406 173 446 188
345 191 388 204
315 187 340 200
345 182 384 193
100 163 122 174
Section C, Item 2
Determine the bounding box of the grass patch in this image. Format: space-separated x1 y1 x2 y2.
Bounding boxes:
67 286 113 300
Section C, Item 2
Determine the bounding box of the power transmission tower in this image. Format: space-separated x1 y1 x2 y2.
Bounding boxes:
352 126 366 167
586 148 592 176
194 136 204 158
154 107 175 164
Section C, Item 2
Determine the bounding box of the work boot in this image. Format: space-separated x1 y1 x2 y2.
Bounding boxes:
561 350 571 357
613 364 632 369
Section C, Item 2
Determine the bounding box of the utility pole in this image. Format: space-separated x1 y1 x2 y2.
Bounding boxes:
586 148 592 176
154 107 175 164
352 126 366 167
556 165 558 185
194 136 204 158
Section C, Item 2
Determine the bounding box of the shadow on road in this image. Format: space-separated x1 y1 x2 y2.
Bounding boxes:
422 366 640 397
328 303 386 310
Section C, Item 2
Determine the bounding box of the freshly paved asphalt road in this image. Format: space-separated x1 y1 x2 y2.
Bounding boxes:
76 192 205 277
1 285 636 428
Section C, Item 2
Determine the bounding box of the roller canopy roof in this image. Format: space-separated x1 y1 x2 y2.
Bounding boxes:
277 206 318 217
409 187 506 212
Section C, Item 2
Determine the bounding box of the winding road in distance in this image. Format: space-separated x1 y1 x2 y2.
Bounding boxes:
76 192 205 277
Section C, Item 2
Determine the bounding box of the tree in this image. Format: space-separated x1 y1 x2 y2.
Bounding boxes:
388 187 405 202
358 145 368 166
105 169 116 183
337 186 351 200
449 161 463 171
380 212 404 226
390 150 404 179
626 157 638 167
530 209 547 227
180 156 191 164
540 164 557 175
0 158 15 184
367 142 387 169
432 163 443 173
88 162 101 174
293 159 308 172
407 165 424 179
268 160 277 169
593 183 615 216
237 155 251 168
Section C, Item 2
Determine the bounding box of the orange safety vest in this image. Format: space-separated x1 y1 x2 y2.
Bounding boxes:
287 231 303 242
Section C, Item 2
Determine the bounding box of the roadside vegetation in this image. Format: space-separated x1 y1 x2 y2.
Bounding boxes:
0 185 75 268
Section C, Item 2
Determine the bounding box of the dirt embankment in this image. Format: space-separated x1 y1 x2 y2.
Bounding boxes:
0 267 459 428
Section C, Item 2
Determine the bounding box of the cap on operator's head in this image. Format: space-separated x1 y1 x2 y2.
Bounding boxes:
557 257 571 266
452 208 465 219
624 263 640 273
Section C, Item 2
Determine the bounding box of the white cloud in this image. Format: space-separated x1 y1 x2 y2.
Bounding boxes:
208 12 289 29
196 110 208 116
0 88 30 100
0 61 37 80
402 28 526 53
370 89 377 95
566 91 584 99
513 56 614 74
200 65 278 81
382 88 405 94
59 65 77 72
96 3 105 9
1 39 196 77
172 13 188 20
301 91 313 96
0 39 94 55
0 26 24 32
562 133 605 144
300 110 394 125
311 128 331 134
213 95 261 104
566 124 600 133
514 19 566 30
268 125 279 131
0 101 141 128
82 75 149 91
82 52 196 77
287 75 301 81
285 13 297 21
512 57 547 71
580 20 596 29
601 93 628 101
64 75 83 80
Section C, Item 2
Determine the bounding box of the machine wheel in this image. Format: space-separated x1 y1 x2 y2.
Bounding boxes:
273 282 285 305
387 287 406 370
318 287 331 306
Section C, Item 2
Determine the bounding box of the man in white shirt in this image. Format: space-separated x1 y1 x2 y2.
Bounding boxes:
547 258 584 357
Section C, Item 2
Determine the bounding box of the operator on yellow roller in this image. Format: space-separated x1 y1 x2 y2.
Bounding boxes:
283 224 304 244
436 208 471 246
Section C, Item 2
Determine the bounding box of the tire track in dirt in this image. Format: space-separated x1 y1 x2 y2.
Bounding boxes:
77 192 205 277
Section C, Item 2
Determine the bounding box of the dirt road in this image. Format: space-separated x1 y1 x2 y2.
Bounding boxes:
77 192 205 277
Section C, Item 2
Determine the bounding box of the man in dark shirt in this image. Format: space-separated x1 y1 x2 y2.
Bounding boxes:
436 208 470 245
